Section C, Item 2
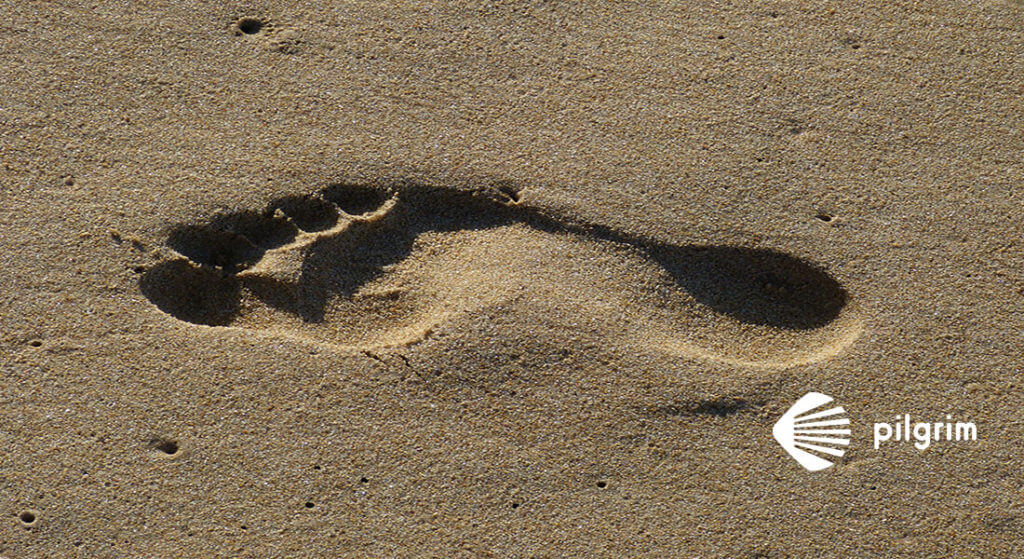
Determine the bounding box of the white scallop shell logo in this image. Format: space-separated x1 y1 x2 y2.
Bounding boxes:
773 392 851 471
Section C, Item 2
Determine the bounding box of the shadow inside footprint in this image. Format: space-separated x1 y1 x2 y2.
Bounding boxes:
139 260 240 326
166 210 298 272
648 245 847 330
322 182 392 216
140 179 852 357
266 195 339 232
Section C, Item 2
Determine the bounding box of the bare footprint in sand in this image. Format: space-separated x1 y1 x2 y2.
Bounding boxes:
140 180 862 368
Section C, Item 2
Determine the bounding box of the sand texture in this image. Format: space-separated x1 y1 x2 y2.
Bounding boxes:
1 1 1023 557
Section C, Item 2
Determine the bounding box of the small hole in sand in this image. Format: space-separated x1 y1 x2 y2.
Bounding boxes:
717 35 725 40
19 511 37 525
132 266 146 274
494 182 522 204
237 18 263 35
851 44 861 49
28 339 43 348
815 213 835 223
305 501 315 509
359 476 368 483
149 438 179 456
596 481 608 488
511 503 520 509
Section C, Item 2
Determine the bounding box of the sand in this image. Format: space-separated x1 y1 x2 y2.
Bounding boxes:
1 0 1022 557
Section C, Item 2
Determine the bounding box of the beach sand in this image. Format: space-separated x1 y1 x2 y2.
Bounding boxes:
1 1 1022 556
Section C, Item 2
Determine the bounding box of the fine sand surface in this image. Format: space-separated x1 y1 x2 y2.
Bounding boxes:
1 1 1022 557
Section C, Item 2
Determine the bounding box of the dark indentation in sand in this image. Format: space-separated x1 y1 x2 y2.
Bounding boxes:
139 260 240 326
148 437 180 456
652 396 751 418
166 224 261 271
652 245 846 330
166 211 296 272
491 181 522 204
19 510 37 526
140 177 849 334
206 211 297 250
236 17 263 35
268 195 339 231
322 183 391 216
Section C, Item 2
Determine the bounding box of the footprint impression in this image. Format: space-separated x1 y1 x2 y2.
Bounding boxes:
140 181 861 368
